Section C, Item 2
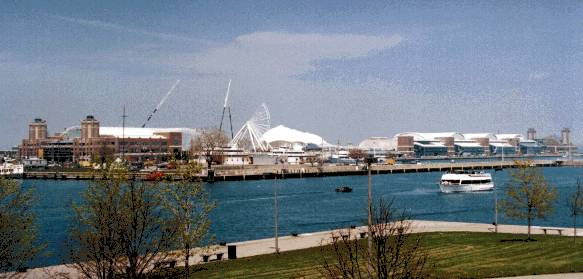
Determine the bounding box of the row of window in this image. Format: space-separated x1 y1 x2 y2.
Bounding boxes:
442 179 492 184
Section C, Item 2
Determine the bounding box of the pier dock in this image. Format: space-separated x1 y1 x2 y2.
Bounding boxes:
21 159 582 182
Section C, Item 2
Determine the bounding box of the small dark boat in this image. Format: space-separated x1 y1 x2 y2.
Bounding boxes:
336 186 353 193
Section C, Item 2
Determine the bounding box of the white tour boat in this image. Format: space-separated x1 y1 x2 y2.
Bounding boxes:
0 162 24 177
439 170 494 193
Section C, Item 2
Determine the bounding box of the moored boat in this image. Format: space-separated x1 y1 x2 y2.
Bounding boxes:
439 170 493 193
0 162 24 177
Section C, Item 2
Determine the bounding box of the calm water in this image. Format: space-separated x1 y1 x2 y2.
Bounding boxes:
23 166 583 267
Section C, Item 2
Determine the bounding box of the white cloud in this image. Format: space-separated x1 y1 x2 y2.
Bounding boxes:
192 32 402 78
47 14 205 44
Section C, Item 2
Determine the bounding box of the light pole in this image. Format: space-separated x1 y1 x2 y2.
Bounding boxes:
274 176 279 254
493 168 500 233
366 156 373 278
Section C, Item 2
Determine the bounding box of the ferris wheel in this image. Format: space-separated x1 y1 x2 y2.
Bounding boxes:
230 103 271 152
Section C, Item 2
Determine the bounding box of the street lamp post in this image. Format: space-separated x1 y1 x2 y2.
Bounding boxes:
494 170 498 233
274 176 279 254
493 167 504 233
366 156 373 278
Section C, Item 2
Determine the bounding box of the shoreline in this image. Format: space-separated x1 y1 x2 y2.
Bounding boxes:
18 159 580 182
12 220 582 278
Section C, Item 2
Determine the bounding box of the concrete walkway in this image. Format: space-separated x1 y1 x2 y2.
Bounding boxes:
11 220 582 278
495 274 583 279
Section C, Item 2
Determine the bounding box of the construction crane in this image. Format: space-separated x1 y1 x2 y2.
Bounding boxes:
141 79 181 128
219 79 234 139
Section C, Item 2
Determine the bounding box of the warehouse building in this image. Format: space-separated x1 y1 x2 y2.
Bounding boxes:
19 116 197 165
392 129 560 158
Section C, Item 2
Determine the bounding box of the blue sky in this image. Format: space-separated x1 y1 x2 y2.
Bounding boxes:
1 1 582 148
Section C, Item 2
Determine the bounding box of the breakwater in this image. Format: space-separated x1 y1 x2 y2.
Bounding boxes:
22 159 579 182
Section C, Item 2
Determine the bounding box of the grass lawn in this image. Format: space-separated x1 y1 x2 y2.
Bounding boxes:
150 232 583 278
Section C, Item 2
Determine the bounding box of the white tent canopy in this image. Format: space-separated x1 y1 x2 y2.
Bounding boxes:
261 125 330 147
358 137 395 151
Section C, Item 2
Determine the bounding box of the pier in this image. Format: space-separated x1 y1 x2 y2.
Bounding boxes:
21 159 582 182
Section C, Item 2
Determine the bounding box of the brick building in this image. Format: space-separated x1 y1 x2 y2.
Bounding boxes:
19 116 197 166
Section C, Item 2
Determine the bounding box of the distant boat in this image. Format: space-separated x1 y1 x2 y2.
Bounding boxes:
0 162 24 177
439 171 493 193
335 186 353 193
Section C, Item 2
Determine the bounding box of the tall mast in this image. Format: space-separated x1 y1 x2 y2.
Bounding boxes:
122 105 127 161
228 106 234 139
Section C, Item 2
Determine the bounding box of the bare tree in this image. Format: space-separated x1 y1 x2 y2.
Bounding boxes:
305 155 319 167
234 136 252 152
190 129 229 169
67 169 124 279
319 199 429 279
162 162 215 278
67 167 178 279
94 140 115 165
0 178 44 276
501 160 558 240
348 149 367 163
569 178 583 243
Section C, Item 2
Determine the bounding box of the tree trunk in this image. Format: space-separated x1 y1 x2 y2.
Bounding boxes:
527 207 532 240
185 243 190 279
574 214 577 244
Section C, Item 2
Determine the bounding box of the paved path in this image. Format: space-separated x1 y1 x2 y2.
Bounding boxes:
10 220 582 278
495 274 583 279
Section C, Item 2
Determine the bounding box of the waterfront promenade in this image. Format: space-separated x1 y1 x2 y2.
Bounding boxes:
12 220 582 278
22 159 580 182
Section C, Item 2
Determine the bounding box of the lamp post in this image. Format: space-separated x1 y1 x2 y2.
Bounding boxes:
365 156 374 278
274 176 279 254
493 168 501 233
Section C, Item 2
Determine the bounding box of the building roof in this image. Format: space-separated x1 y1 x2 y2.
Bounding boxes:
395 132 464 141
261 125 329 146
414 142 447 148
495 134 524 140
100 127 165 139
358 137 395 151
394 132 528 143
454 142 483 148
463 133 496 140
99 127 198 149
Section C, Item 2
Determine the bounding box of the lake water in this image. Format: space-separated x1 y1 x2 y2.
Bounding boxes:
23 166 583 267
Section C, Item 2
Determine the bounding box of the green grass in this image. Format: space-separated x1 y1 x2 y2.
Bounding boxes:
150 232 583 278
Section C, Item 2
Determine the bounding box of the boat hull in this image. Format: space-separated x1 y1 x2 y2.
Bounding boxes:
439 182 494 193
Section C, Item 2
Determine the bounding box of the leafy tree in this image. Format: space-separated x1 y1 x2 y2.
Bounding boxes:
67 166 178 279
501 160 558 240
319 199 429 279
162 162 215 278
0 178 44 274
569 178 583 243
190 129 228 169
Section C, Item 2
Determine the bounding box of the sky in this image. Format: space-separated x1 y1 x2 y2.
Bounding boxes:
1 1 582 148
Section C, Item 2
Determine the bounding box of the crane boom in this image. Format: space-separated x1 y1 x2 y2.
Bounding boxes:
219 79 232 131
142 79 181 128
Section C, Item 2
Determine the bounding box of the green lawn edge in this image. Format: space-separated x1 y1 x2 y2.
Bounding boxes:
149 231 583 279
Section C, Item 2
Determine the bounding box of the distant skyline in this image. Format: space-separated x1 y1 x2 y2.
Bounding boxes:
1 1 582 148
